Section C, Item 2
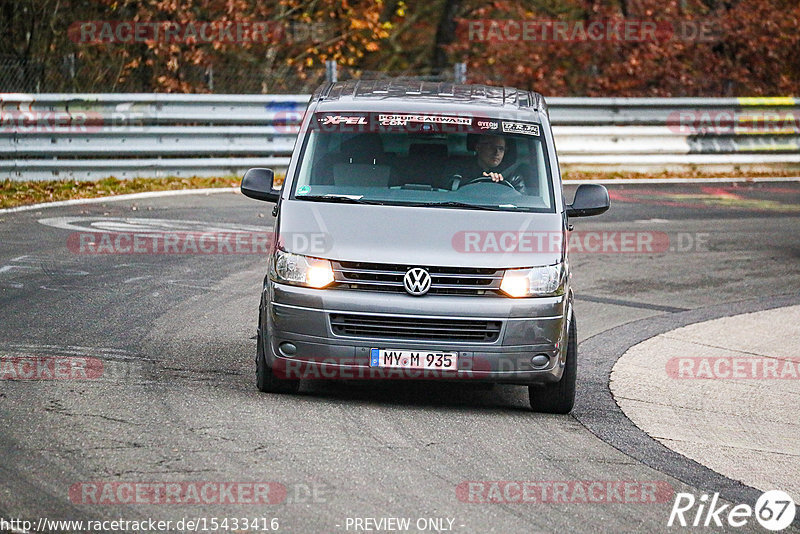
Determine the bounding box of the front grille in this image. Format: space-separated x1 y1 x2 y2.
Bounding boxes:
331 261 503 296
330 313 502 342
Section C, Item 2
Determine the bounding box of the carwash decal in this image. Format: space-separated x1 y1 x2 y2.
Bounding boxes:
376 114 473 126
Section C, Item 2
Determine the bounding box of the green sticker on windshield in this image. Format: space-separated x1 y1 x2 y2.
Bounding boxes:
297 185 311 195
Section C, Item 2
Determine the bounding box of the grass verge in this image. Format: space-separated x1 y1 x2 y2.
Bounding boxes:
0 175 246 210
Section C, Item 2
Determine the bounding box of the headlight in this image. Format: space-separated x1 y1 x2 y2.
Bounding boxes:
500 263 564 297
271 249 334 289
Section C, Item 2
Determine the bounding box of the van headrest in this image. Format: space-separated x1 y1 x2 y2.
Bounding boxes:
408 143 448 159
340 134 384 156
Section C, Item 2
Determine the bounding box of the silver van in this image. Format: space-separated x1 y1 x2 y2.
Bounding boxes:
241 80 609 413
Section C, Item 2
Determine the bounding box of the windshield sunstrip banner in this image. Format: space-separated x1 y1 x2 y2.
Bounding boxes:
312 112 541 135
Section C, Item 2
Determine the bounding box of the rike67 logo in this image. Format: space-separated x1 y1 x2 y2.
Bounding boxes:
668 490 796 531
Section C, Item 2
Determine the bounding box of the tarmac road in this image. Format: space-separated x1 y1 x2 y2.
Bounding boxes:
0 182 799 533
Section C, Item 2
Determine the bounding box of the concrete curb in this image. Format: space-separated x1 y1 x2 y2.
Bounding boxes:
572 292 800 528
611 306 800 501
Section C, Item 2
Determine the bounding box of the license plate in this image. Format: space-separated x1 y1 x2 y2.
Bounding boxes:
370 349 458 370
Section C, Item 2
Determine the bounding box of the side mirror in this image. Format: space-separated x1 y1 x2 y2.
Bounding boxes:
241 168 279 202
566 183 610 217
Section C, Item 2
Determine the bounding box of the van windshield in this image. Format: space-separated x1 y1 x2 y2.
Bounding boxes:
289 113 555 212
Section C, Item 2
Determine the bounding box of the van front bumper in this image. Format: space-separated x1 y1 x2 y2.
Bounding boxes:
261 281 571 385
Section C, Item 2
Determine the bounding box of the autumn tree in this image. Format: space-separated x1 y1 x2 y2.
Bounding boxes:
443 0 800 96
1 0 798 95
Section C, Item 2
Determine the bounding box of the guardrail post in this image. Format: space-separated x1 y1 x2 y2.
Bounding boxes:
205 65 214 92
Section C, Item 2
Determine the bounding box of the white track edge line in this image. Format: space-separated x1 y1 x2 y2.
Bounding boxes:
1 177 799 215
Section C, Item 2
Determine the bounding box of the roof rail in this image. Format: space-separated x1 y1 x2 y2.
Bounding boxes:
312 78 542 111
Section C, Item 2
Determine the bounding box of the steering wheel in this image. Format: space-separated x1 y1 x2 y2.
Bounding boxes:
459 176 521 192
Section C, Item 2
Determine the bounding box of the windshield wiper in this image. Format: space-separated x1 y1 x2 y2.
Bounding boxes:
295 194 385 205
408 201 521 211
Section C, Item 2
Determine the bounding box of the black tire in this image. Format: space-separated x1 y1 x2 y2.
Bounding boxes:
528 314 577 414
256 328 300 394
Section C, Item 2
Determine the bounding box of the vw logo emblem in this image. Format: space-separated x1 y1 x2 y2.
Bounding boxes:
403 268 431 296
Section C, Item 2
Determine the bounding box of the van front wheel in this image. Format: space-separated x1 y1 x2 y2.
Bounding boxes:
528 315 577 414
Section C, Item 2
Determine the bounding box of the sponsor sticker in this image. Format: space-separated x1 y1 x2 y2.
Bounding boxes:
477 120 499 130
318 115 367 126
377 114 473 126
501 122 540 136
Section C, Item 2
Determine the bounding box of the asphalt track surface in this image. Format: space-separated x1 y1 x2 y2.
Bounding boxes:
1 182 799 533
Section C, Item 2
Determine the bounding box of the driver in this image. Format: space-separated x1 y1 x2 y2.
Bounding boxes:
457 135 526 193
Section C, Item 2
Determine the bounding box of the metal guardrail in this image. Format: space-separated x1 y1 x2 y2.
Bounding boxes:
1 93 799 180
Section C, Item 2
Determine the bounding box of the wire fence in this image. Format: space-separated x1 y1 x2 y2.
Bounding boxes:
0 57 44 93
0 55 462 94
